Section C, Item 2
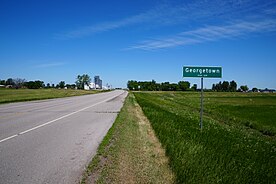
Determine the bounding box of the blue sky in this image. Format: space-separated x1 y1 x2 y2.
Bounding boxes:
1 0 276 89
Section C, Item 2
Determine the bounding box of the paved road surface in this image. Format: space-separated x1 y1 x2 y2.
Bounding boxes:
0 90 127 184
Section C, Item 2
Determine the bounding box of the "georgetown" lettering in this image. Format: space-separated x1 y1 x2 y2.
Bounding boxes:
185 68 221 74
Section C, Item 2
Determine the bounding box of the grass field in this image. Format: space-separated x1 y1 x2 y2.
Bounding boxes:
134 92 276 184
0 88 104 104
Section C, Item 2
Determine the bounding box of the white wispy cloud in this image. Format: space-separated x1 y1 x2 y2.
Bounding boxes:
55 0 276 50
55 4 171 39
33 62 65 68
128 19 276 50
126 0 276 50
57 0 259 39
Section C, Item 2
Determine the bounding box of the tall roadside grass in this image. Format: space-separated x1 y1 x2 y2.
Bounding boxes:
134 92 276 184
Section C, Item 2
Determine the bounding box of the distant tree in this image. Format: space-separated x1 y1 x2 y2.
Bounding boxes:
35 80 44 88
76 75 81 89
59 81 65 89
25 80 44 89
217 81 222 91
6 78 14 86
212 84 216 91
240 85 249 92
46 83 51 88
161 82 170 91
51 84 55 88
212 80 237 92
71 84 76 89
212 81 222 92
222 81 230 92
66 84 76 89
149 80 157 91
136 80 159 91
170 83 179 91
127 80 138 90
178 81 190 91
0 80 5 85
137 81 146 90
229 80 237 92
76 74 91 89
252 87 258 92
156 83 161 91
13 78 26 88
191 84 197 91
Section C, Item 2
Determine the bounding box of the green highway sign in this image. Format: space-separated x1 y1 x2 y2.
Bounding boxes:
183 66 222 78
183 65 223 129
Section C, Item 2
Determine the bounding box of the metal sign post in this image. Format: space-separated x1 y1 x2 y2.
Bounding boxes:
183 66 222 129
200 77 203 129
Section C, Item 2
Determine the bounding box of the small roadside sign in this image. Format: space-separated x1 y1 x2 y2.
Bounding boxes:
183 66 222 129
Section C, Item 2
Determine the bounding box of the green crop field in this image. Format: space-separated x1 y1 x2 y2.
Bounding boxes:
134 92 276 184
0 88 104 104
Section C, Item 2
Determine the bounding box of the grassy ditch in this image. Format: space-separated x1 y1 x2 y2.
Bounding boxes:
81 93 174 184
134 92 276 184
0 88 105 104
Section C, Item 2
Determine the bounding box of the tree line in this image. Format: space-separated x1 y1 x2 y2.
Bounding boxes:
0 74 91 89
127 80 197 91
0 78 77 89
128 80 255 92
212 81 251 92
212 80 237 92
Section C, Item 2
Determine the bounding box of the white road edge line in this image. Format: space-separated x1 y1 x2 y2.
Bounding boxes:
0 135 18 143
0 92 123 144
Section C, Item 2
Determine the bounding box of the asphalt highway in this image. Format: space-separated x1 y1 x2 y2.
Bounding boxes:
0 90 127 184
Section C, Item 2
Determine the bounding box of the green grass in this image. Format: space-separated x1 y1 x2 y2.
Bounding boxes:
134 92 276 184
0 88 105 104
81 93 174 184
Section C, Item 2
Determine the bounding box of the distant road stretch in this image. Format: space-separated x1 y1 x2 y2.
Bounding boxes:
0 90 128 184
